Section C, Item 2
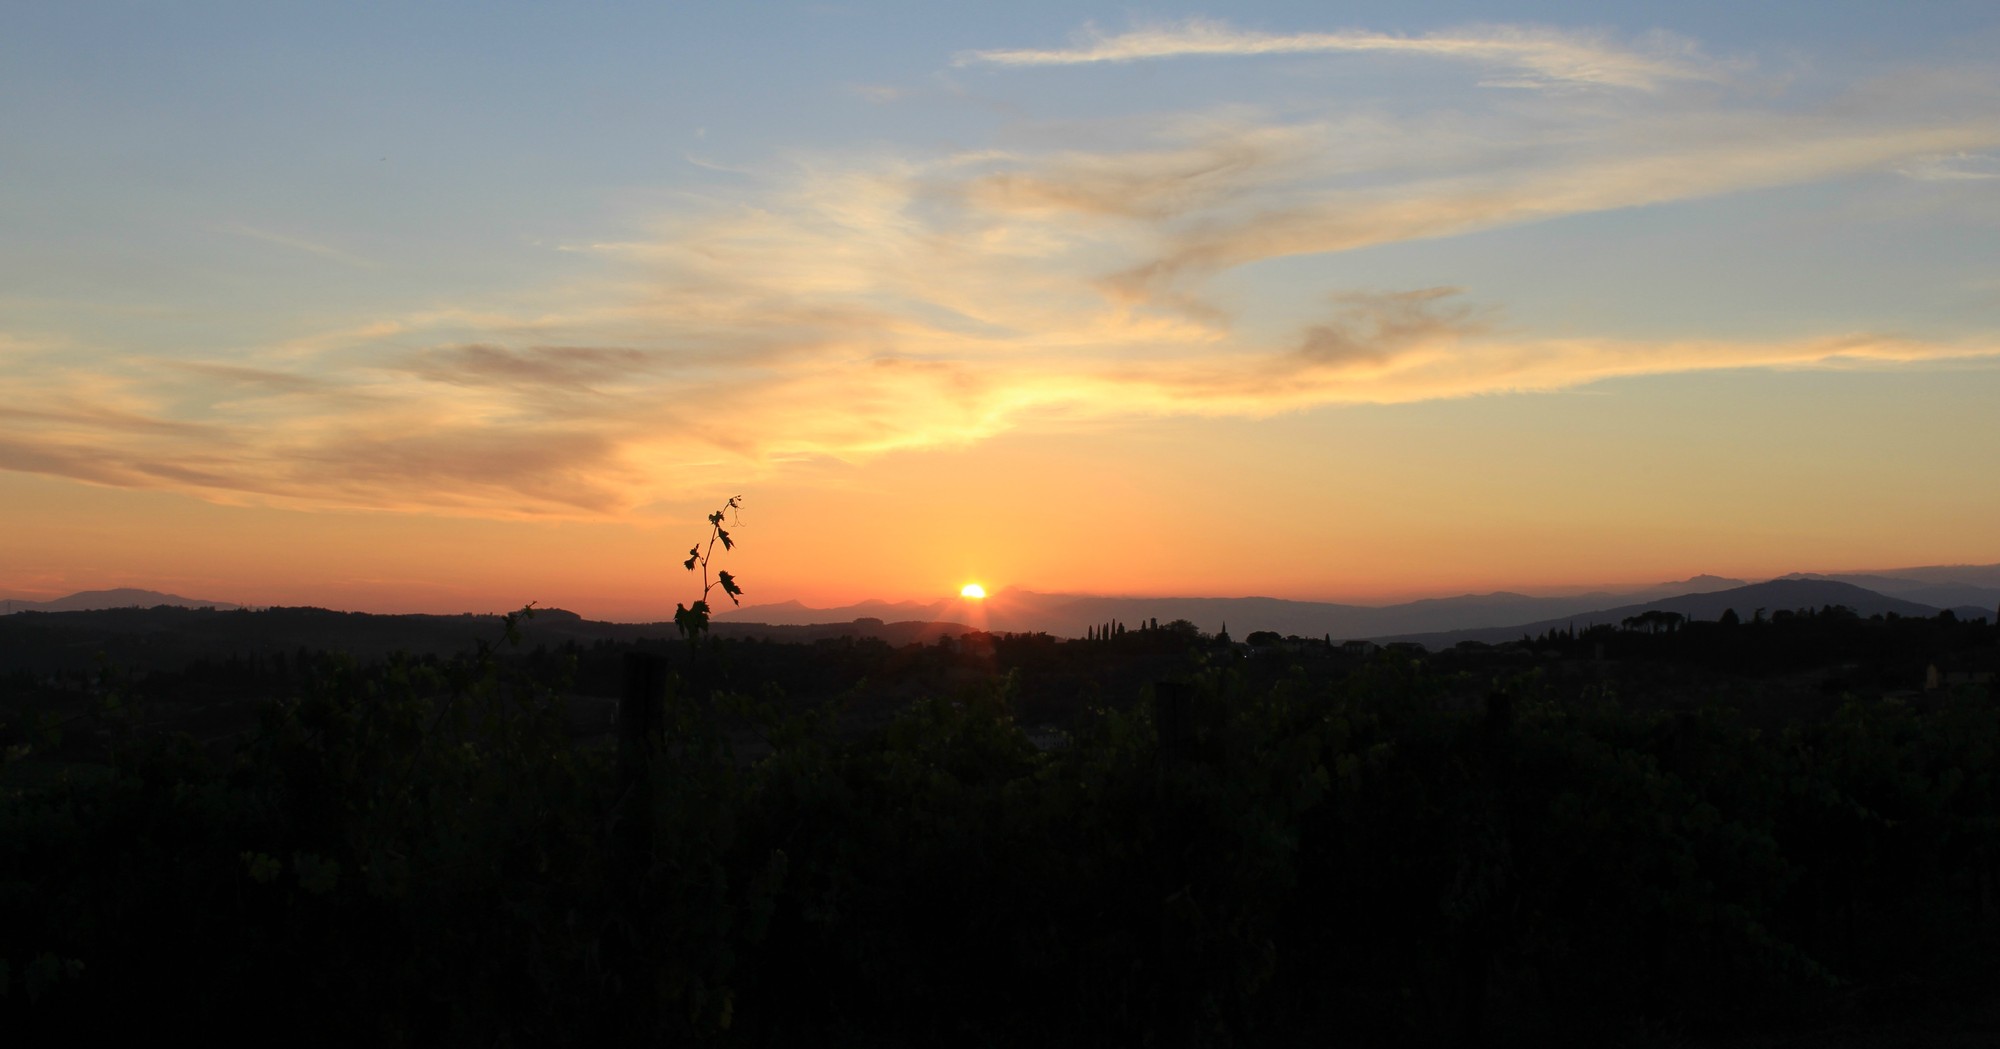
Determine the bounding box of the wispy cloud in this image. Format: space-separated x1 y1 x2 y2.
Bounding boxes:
848 83 905 103
1128 297 1997 414
960 19 1729 91
397 345 659 392
1092 116 2000 305
2 25 1996 518
1898 151 2000 180
220 222 375 268
166 361 336 394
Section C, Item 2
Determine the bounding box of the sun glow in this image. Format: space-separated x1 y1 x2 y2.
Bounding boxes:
960 583 987 599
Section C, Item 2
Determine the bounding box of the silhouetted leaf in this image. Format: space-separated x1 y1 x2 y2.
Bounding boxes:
674 600 712 639
718 570 742 603
718 528 733 551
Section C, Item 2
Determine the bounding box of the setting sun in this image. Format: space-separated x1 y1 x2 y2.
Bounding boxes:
5 3 1997 630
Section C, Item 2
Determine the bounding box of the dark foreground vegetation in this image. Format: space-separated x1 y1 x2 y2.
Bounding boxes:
3 606 1999 1046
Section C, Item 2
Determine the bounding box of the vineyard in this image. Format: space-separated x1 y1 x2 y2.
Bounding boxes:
5 608 1999 1045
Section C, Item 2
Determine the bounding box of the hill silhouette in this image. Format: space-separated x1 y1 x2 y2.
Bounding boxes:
0 587 241 614
717 570 2000 641
12 562 1997 641
716 584 1734 639
1778 571 2000 611
1385 578 1989 647
0 603 973 674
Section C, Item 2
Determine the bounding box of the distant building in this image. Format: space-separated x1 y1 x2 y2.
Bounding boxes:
1340 640 1380 657
1925 652 2000 691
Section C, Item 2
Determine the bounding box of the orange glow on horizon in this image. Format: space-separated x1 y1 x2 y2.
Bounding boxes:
7 363 2000 623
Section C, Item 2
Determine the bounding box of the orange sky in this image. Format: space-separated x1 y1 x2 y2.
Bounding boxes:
4 7 1998 618
6 365 1997 620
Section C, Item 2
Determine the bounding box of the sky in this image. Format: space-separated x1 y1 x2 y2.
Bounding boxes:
4 1 1999 619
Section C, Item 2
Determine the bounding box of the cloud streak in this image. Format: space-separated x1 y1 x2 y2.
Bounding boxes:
221 222 375 268
960 19 1729 91
1093 116 2000 304
1898 151 2000 180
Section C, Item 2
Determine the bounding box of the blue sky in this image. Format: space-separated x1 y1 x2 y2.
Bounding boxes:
4 2 1998 613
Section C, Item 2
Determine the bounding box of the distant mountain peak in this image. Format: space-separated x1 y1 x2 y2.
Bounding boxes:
738 599 810 613
0 588 241 615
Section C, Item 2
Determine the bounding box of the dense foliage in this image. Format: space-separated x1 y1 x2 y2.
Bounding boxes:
3 613 1999 1045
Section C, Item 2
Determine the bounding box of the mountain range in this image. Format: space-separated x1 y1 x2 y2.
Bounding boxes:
6 566 1997 646
1383 578 1988 648
0 588 241 615
717 566 2000 642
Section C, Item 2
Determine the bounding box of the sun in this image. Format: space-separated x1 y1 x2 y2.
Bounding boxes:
960 583 987 600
